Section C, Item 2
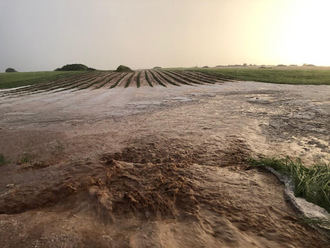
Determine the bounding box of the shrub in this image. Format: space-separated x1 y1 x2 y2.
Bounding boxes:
116 65 133 72
55 64 95 71
5 68 17 73
303 64 315 67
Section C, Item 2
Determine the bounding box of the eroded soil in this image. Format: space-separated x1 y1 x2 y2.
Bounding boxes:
0 81 329 247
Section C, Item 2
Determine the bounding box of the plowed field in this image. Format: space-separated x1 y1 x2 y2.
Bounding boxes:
0 70 229 98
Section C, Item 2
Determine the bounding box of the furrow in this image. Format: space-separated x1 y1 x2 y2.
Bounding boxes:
35 73 100 93
126 72 140 88
187 71 221 81
192 71 234 82
160 71 193 86
138 70 150 88
153 70 180 86
181 71 217 83
75 73 114 90
2 73 91 96
166 71 206 85
51 73 103 92
110 73 130 88
1 73 96 97
7 73 85 93
93 73 121 89
148 70 167 87
144 70 154 87
123 73 135 88
136 71 142 88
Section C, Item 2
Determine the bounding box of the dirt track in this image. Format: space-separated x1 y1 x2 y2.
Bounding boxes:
0 81 329 247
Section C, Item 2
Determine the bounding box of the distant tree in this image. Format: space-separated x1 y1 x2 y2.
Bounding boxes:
202 66 209 68
153 66 162 70
303 64 315 67
5 68 17 73
55 64 95 71
115 65 133 72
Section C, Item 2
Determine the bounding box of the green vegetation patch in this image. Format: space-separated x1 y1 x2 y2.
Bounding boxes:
0 154 6 166
187 67 330 85
116 65 133 72
55 64 95 71
5 68 17 73
0 71 86 89
249 157 330 212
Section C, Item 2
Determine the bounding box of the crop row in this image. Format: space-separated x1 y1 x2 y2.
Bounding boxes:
1 70 227 97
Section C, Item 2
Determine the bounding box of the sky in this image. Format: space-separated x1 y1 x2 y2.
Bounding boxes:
0 0 329 72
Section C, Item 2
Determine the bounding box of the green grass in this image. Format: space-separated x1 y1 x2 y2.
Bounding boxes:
18 153 34 164
0 71 87 89
300 216 330 228
249 157 330 212
183 67 330 85
0 154 6 166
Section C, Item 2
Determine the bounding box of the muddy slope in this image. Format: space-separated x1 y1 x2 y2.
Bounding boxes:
0 137 328 248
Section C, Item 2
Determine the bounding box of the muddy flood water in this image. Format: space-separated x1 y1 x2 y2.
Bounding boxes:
0 81 329 247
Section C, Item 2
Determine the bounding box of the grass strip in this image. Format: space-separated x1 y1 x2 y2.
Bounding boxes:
249 157 330 212
0 71 86 89
188 68 330 85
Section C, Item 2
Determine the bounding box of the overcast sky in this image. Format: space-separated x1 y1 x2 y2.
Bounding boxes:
0 0 329 72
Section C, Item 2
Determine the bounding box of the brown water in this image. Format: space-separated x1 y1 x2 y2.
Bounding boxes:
0 81 329 247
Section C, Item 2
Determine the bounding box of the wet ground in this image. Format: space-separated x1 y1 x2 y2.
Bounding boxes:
0 81 329 247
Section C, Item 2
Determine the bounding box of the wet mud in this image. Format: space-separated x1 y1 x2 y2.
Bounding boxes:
0 81 329 247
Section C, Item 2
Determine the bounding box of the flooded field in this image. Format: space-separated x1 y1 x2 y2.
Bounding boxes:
0 81 329 247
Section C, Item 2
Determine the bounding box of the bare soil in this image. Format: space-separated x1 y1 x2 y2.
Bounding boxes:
0 81 329 247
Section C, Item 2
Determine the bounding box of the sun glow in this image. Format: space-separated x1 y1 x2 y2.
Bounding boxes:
277 0 330 65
